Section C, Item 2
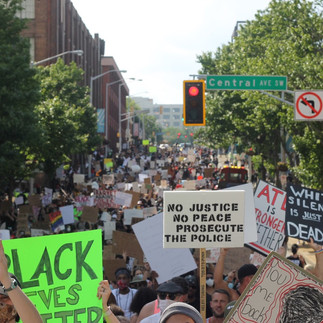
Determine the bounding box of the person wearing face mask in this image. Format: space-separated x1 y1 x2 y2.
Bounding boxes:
206 272 216 297
111 267 137 319
140 281 184 323
0 240 42 323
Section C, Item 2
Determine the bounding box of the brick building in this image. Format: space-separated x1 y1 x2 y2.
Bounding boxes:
19 0 128 152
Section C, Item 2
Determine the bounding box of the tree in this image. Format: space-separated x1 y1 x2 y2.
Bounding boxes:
0 0 40 196
197 0 323 188
34 59 101 182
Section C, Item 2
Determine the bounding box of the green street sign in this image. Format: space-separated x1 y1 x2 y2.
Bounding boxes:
206 75 287 91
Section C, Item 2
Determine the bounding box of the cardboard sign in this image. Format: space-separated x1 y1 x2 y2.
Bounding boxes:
3 230 103 322
81 206 99 223
246 180 286 256
285 183 323 243
225 252 323 323
163 191 245 248
103 259 127 281
112 231 144 263
28 194 42 207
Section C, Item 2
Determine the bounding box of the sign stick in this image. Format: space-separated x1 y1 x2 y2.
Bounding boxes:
200 248 206 322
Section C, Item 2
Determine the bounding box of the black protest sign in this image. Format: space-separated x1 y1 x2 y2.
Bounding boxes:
286 183 323 243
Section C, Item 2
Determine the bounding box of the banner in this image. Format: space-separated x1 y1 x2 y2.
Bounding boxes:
285 183 323 243
3 230 103 322
225 252 323 322
163 191 245 248
246 180 286 256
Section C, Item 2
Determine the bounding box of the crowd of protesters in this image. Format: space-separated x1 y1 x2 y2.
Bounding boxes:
0 142 322 322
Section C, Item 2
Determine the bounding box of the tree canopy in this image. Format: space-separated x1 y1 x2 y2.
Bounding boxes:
197 0 323 189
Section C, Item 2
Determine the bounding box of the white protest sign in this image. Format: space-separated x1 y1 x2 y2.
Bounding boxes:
104 221 116 240
124 208 144 225
225 252 323 323
132 213 197 284
246 180 286 256
143 206 157 218
163 190 245 248
59 205 74 225
139 173 149 183
0 230 10 240
224 183 258 243
14 196 24 206
73 174 85 184
114 191 132 207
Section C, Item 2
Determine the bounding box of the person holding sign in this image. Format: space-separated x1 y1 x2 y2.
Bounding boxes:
213 248 258 301
308 238 323 281
0 240 42 323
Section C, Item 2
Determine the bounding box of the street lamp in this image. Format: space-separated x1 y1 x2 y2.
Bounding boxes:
90 69 126 106
118 79 143 153
31 50 83 66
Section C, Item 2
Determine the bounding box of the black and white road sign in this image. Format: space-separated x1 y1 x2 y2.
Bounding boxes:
295 91 323 121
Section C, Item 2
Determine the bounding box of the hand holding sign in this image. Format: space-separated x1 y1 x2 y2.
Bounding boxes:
0 240 43 323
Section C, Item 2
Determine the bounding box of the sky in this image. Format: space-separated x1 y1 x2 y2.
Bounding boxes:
71 0 272 105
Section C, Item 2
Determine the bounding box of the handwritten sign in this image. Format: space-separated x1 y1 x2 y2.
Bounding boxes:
3 230 103 322
163 191 245 248
246 180 286 256
285 183 323 243
225 252 323 323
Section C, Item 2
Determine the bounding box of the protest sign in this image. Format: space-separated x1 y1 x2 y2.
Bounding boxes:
3 230 103 322
28 194 42 207
246 180 286 256
73 174 85 184
132 213 197 283
224 252 323 323
112 230 144 263
115 191 132 207
81 206 99 223
224 183 258 244
0 229 10 240
59 205 74 225
124 208 144 225
163 190 245 248
285 183 323 243
103 221 116 240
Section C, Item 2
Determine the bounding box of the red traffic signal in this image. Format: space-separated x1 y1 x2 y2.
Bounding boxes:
183 80 205 126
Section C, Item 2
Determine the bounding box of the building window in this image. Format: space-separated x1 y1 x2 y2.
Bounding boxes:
16 0 35 19
163 108 170 113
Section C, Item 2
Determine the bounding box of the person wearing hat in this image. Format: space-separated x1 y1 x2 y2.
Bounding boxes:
140 281 185 323
214 248 258 301
136 276 188 322
0 241 42 323
111 267 137 319
159 302 203 323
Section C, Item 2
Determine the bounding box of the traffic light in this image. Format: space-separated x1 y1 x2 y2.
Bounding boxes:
183 80 205 126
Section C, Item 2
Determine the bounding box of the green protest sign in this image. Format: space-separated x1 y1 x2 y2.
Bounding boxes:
142 140 149 146
3 230 103 323
149 146 157 153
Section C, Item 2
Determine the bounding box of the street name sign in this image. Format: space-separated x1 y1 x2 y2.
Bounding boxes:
294 90 323 121
206 75 287 91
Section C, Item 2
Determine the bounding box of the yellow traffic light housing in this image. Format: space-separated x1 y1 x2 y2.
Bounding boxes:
183 80 205 126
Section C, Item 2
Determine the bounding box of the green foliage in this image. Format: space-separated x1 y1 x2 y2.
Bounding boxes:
197 0 323 188
34 59 101 179
0 0 41 194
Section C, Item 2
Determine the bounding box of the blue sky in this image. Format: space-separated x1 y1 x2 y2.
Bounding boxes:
72 0 272 104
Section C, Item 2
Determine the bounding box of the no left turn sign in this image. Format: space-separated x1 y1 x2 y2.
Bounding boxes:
294 91 323 121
